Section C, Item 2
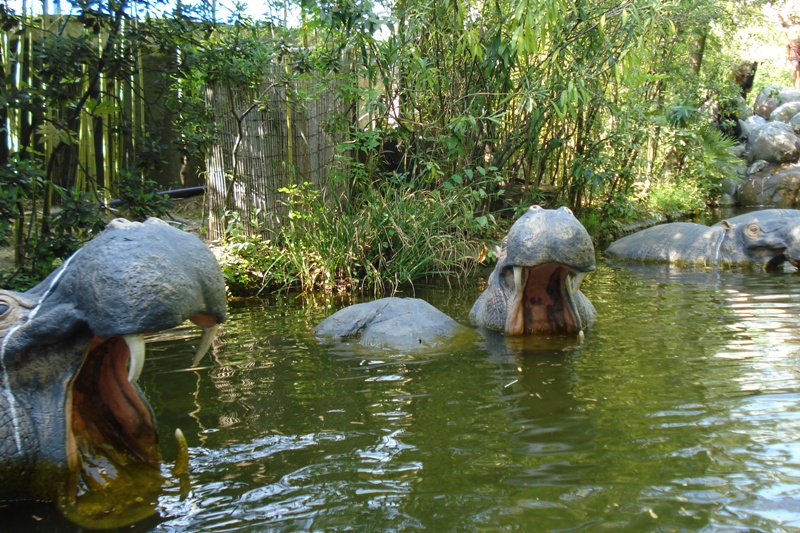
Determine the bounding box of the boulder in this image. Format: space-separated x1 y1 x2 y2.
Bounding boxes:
754 85 800 119
745 121 800 164
736 164 800 207
790 113 800 133
741 115 766 139
770 101 800 123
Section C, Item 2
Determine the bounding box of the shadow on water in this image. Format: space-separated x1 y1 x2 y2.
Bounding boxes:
6 260 800 531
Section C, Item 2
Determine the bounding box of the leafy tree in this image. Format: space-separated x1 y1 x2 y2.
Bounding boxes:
1 0 784 293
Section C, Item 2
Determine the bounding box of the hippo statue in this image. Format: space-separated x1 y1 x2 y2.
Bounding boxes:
313 296 471 350
605 214 800 269
469 206 596 335
0 218 227 528
315 206 597 348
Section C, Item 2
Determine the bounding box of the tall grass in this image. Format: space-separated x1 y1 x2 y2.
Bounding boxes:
215 181 495 296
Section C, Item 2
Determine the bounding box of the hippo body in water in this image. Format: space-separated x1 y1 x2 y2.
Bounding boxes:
605 214 800 269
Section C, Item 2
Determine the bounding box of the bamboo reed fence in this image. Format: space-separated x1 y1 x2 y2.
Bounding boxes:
205 70 349 240
2 14 191 206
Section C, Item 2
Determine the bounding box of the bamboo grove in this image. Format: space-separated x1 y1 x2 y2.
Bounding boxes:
0 0 788 292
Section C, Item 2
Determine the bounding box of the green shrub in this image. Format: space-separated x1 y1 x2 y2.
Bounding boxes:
114 171 173 221
215 176 500 296
644 180 706 218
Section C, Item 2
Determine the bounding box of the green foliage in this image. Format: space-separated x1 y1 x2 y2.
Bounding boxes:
202 0 785 294
215 179 498 295
0 156 40 248
1 2 192 288
0 186 106 290
215 216 290 296
113 171 173 222
0 161 172 290
645 181 706 218
2 0 790 294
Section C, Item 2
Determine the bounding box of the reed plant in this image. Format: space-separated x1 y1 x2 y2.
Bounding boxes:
215 179 496 296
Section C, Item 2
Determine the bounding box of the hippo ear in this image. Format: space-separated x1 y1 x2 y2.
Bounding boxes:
720 220 732 230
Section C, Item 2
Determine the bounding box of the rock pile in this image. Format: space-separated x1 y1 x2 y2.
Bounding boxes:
733 86 800 206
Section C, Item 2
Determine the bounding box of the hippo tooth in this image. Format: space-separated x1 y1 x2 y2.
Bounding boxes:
192 324 219 367
513 266 524 294
124 334 146 383
173 428 189 476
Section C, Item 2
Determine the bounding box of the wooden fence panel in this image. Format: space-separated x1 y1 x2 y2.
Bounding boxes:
205 70 347 240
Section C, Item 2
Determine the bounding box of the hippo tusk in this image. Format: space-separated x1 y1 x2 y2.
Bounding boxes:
173 428 189 477
564 271 584 335
192 324 219 367
124 334 146 383
513 266 524 294
125 325 218 381
506 267 526 335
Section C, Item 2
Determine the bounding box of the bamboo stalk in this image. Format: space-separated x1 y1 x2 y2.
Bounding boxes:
136 13 146 181
285 54 295 186
42 0 52 166
75 61 91 192
1 20 11 160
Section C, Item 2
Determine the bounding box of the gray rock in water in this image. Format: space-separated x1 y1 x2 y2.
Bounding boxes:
314 297 465 350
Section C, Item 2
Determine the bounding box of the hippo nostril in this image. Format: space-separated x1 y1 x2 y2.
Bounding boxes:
529 205 542 211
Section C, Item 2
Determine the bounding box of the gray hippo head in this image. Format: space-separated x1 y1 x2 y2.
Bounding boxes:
0 218 227 527
713 211 800 269
469 206 596 335
720 216 800 268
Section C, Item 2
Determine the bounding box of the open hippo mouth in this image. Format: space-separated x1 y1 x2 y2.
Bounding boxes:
469 206 597 336
764 253 799 269
62 316 219 528
772 250 800 269
0 218 226 529
505 263 592 335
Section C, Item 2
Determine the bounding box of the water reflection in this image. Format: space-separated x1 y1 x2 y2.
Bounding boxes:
580 265 800 531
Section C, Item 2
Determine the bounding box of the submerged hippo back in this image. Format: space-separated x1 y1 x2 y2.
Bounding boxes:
606 216 800 269
605 223 727 265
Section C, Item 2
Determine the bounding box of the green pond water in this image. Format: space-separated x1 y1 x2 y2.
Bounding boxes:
8 258 800 531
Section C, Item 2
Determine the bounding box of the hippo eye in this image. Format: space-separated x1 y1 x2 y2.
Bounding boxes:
746 223 760 236
0 305 7 316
